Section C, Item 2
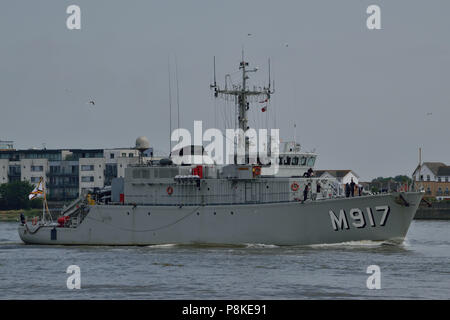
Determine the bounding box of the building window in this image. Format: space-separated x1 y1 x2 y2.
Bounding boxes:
81 165 94 171
122 153 126 157
445 188 449 195
129 153 134 158
110 153 115 159
81 176 94 182
420 175 423 181
438 177 441 182
426 187 431 195
427 175 430 181
31 166 44 172
50 166 61 174
446 177 449 183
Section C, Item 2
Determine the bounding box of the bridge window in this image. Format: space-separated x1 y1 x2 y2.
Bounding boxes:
279 156 283 165
292 157 299 165
300 157 307 166
284 157 291 165
307 157 316 167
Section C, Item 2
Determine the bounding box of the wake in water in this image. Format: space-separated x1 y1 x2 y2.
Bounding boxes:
244 243 280 249
307 238 405 248
146 244 178 248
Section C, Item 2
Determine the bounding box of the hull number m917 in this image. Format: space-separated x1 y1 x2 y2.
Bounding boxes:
329 206 390 231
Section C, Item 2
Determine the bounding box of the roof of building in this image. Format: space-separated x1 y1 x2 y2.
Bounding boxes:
424 162 446 175
437 166 450 176
414 162 449 176
0 148 105 154
314 170 358 179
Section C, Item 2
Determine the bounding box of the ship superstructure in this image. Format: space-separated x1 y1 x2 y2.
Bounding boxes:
18 56 423 246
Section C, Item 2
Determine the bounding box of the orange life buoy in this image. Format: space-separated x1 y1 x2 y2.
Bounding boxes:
253 166 261 176
167 186 174 195
291 182 299 191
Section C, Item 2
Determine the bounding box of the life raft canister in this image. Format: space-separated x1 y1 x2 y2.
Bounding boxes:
291 182 299 192
167 186 174 195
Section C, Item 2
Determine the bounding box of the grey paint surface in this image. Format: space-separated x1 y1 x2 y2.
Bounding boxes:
18 192 423 245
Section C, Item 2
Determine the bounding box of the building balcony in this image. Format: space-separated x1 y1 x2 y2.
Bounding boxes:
47 182 79 189
47 172 78 177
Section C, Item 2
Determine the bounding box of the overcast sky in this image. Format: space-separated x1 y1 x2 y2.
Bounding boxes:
1 0 449 181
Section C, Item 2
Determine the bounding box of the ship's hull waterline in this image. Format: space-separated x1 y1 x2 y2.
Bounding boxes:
18 192 423 246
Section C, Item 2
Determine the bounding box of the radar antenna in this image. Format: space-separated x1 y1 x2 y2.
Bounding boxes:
210 53 274 133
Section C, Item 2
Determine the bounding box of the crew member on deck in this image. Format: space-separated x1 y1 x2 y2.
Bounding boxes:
345 183 350 198
350 178 356 197
303 184 309 201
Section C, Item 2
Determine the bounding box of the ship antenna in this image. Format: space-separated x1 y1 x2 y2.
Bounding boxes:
213 56 217 88
210 52 274 163
175 54 180 130
168 55 172 153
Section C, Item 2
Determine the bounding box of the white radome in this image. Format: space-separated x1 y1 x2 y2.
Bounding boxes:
135 136 150 152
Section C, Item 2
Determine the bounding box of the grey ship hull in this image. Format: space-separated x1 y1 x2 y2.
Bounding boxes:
18 192 422 246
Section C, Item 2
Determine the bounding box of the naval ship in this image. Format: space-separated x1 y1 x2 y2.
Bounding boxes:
18 56 423 245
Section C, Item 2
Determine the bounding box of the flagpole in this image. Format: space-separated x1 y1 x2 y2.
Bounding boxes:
42 177 45 223
42 177 51 223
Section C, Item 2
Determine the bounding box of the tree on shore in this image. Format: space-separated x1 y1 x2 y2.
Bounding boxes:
370 175 412 193
0 181 43 211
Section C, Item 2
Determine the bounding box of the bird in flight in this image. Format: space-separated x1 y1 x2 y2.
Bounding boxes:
426 112 432 116
88 100 95 106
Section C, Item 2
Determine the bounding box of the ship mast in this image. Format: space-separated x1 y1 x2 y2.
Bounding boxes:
210 52 274 156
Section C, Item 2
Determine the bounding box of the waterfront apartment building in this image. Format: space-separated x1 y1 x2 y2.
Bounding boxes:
0 147 153 201
412 162 450 198
0 140 14 151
